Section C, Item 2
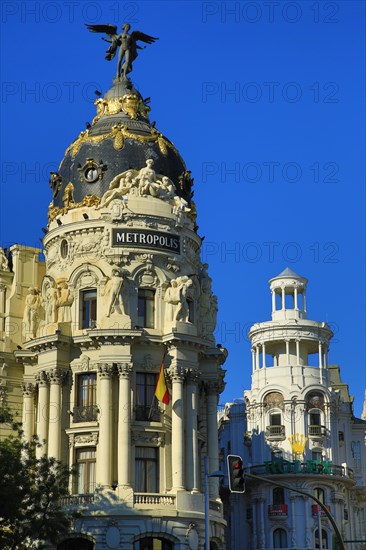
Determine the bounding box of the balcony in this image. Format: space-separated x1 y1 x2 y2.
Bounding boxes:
312 504 331 516
268 504 288 518
60 493 95 506
308 425 327 439
265 425 286 441
134 404 161 422
134 493 175 508
73 405 98 423
248 462 354 480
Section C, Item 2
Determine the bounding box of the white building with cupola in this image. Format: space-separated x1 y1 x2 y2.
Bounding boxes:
219 268 366 550
0 28 227 550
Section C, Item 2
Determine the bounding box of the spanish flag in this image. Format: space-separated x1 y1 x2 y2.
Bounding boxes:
154 354 170 405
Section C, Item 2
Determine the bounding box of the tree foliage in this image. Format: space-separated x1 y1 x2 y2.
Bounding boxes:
0 411 74 550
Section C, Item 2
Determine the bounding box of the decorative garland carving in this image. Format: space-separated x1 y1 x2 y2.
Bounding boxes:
65 124 179 159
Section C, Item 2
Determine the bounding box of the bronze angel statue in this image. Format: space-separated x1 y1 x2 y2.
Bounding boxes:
86 23 158 80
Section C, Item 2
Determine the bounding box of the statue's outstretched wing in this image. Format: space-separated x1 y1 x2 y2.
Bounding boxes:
85 24 118 37
85 24 119 61
131 31 159 45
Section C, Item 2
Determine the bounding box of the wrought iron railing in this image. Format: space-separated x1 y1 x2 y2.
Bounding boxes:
308 425 327 437
265 425 286 439
134 404 160 422
73 405 98 423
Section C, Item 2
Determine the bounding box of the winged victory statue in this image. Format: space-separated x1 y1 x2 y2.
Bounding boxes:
86 23 158 80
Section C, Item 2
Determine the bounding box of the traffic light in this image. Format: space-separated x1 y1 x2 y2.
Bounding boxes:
227 454 245 493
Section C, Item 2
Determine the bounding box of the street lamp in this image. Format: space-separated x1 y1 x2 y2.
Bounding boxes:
204 455 225 550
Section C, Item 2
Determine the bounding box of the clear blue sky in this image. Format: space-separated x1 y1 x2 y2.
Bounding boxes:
1 1 365 415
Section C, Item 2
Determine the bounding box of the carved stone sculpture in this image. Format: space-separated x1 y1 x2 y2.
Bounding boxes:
23 287 42 339
44 278 58 324
86 23 158 80
104 268 126 317
0 248 9 272
97 171 134 209
57 281 74 322
164 276 193 323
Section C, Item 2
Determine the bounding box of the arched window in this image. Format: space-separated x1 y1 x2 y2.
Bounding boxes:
133 538 173 550
315 528 328 549
314 487 325 504
273 487 285 505
273 528 287 548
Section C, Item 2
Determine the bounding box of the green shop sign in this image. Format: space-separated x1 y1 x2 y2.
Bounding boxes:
264 459 332 475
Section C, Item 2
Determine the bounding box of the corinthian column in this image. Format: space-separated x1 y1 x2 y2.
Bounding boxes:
117 363 133 487
36 371 49 457
206 381 220 498
169 366 185 490
96 364 114 488
186 370 199 492
48 368 64 460
22 383 35 442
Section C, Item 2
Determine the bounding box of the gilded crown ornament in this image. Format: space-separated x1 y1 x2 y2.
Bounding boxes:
288 433 308 455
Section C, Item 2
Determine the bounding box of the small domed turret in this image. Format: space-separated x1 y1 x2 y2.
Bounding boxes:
269 267 307 321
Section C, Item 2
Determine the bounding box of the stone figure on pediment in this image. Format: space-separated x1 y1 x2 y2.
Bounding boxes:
164 276 193 324
97 171 135 209
0 248 9 272
104 268 126 317
44 278 58 324
57 281 74 322
23 287 42 339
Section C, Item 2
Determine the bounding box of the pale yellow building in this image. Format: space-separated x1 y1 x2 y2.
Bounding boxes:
0 66 227 549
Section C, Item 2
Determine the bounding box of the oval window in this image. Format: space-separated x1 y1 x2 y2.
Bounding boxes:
60 239 69 259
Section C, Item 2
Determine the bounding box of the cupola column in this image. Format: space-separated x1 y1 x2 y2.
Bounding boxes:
271 290 276 312
262 343 266 367
48 368 64 460
251 348 256 373
117 363 133 487
296 339 300 366
256 346 260 370
286 339 290 365
185 370 199 492
22 383 35 442
36 371 49 457
294 287 298 309
281 287 285 309
96 364 114 488
170 366 185 490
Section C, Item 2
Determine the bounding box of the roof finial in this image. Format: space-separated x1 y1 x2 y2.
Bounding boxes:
86 23 158 80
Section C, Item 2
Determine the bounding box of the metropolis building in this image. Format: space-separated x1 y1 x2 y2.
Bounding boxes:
218 269 366 550
0 31 227 550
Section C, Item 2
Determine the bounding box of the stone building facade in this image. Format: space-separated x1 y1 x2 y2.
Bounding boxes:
0 69 227 549
218 268 366 550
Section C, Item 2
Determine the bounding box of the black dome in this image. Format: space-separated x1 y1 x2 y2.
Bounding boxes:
53 79 187 208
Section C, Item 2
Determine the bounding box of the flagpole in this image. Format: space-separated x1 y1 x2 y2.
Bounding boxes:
148 391 156 420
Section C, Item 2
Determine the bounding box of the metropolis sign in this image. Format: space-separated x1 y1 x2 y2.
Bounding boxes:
112 229 181 254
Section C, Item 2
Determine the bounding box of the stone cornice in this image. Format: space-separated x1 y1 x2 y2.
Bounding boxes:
22 333 72 353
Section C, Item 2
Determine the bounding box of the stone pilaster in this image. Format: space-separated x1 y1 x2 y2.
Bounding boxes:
21 382 36 442
48 368 64 460
169 365 186 490
96 363 114 488
185 369 199 492
117 362 133 488
36 371 49 457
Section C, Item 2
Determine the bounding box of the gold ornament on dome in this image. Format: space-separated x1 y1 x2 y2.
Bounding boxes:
288 433 308 455
92 94 150 125
48 190 101 223
65 124 178 159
